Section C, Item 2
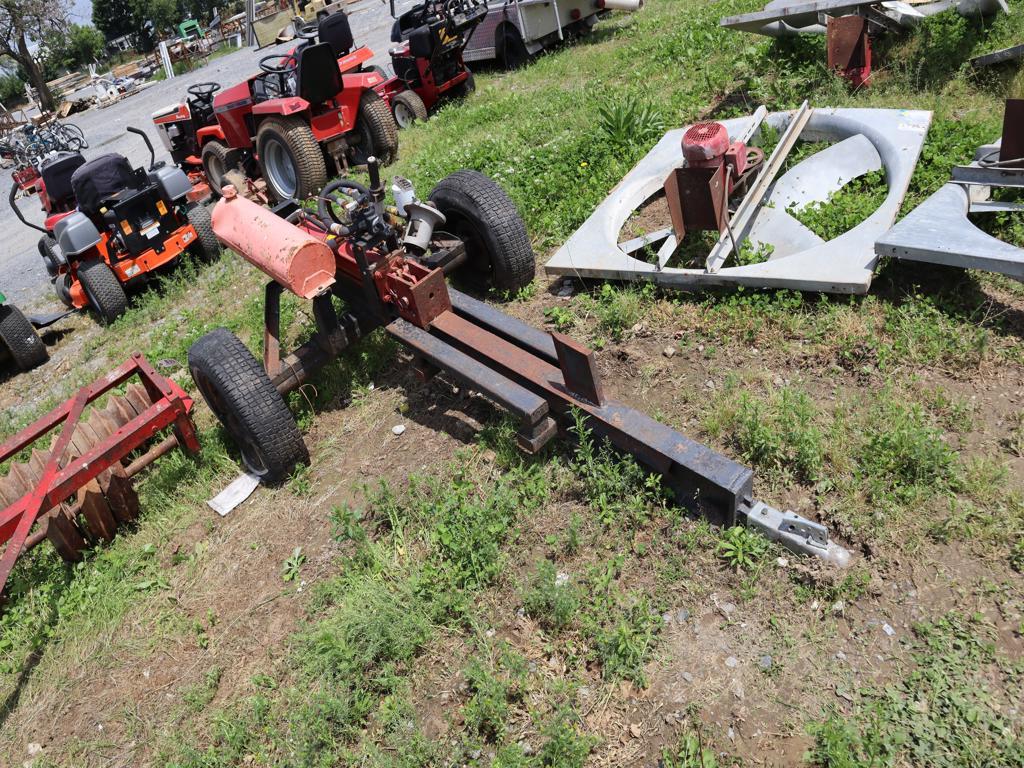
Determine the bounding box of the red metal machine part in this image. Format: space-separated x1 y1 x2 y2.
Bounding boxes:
826 14 871 88
0 354 199 598
204 169 848 566
665 121 764 240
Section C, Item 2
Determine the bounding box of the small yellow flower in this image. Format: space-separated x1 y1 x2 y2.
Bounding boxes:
580 161 588 167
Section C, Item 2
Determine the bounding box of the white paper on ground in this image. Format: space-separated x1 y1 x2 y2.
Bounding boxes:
207 472 261 517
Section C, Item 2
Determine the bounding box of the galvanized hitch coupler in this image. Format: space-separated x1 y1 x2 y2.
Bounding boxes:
187 159 850 566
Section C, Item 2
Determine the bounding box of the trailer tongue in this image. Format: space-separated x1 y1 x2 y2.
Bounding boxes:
188 160 850 567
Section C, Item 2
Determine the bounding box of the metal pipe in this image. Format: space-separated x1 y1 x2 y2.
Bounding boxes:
125 434 180 477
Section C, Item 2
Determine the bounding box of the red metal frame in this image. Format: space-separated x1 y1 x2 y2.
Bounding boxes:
0 354 199 595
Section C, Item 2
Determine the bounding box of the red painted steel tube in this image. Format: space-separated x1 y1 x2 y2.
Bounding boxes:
211 186 337 299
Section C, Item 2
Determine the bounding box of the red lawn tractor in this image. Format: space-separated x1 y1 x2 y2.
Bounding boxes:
379 0 486 127
153 13 398 203
9 128 219 324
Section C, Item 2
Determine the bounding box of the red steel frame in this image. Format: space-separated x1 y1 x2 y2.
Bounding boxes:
0 353 199 596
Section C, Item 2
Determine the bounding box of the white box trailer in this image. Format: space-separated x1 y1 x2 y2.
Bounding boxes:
461 0 641 65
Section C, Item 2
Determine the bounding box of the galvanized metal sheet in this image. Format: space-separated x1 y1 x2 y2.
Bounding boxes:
545 107 931 294
721 0 1005 36
765 133 881 213
876 183 1024 280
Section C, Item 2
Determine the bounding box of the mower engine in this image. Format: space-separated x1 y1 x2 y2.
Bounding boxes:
152 103 199 168
665 120 764 240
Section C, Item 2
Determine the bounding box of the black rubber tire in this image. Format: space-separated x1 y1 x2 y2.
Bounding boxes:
188 327 308 482
201 140 242 196
186 203 220 260
54 273 74 308
38 235 60 277
498 26 529 69
351 89 398 167
256 116 327 202
391 90 428 129
77 260 128 324
0 304 47 371
454 71 476 98
428 170 535 292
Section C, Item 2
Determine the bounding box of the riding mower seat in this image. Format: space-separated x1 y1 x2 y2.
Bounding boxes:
71 153 138 219
318 12 354 57
40 152 86 214
188 95 217 128
298 42 343 104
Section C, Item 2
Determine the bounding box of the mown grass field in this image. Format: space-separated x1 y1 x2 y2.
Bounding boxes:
1 0 1023 765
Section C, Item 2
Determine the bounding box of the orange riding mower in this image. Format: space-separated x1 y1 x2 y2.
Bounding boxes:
9 127 219 325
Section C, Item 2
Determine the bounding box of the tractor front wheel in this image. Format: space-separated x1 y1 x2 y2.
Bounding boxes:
0 304 47 372
38 235 61 277
256 117 327 202
188 327 308 482
187 204 220 261
201 140 242 196
391 90 428 129
428 170 535 293
78 260 128 324
350 90 398 167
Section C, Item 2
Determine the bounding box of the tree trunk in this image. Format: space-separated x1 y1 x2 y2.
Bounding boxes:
15 30 55 114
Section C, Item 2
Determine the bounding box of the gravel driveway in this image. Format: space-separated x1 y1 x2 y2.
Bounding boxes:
0 0 396 311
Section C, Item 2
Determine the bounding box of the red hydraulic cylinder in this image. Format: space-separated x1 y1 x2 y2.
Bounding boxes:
211 186 337 299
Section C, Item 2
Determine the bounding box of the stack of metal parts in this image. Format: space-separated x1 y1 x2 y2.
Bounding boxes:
546 103 931 294
876 99 1024 281
720 0 1007 86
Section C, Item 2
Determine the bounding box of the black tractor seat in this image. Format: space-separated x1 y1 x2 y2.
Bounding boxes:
40 152 87 212
71 153 138 217
318 11 354 57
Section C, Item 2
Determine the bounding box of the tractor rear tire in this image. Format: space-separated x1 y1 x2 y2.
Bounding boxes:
0 304 47 371
391 90 428 129
351 90 398 167
428 170 535 293
38 235 60 277
256 116 327 202
78 260 128 324
188 327 308 482
201 140 242 196
187 203 220 261
498 26 530 70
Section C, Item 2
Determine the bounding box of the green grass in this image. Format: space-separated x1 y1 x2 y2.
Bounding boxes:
809 613 1024 767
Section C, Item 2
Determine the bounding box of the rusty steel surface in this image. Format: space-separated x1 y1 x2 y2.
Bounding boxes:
388 315 558 452
826 15 871 87
373 253 452 328
0 353 199 598
1000 98 1024 165
665 164 729 239
423 308 754 523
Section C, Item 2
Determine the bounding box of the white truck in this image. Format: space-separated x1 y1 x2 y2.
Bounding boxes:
460 0 642 67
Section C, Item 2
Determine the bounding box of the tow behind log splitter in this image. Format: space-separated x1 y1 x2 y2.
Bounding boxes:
188 159 850 566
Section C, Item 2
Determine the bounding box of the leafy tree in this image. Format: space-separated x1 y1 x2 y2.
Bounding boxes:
66 24 106 66
0 72 24 104
0 0 69 113
92 0 136 41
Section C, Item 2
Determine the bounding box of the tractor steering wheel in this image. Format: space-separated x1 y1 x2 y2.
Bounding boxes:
187 82 221 100
295 20 319 40
259 53 297 73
